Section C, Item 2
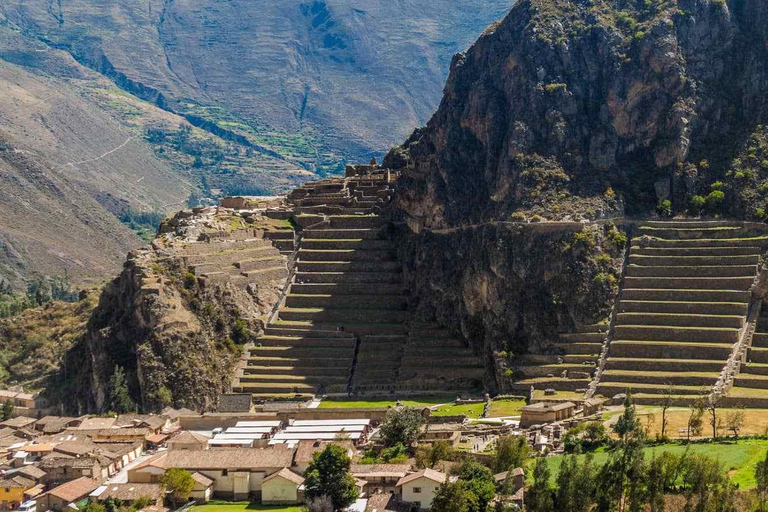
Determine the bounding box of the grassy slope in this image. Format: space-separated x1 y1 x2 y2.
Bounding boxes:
0 0 512 173
0 295 97 390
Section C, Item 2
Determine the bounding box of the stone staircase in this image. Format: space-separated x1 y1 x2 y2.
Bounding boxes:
596 221 768 404
727 307 768 404
234 174 482 400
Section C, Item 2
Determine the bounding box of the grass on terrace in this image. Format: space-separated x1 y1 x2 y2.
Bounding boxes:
541 439 768 489
193 502 302 512
487 399 526 417
318 396 456 409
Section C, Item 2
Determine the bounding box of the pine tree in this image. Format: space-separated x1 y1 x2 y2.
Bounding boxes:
108 366 136 413
527 458 554 512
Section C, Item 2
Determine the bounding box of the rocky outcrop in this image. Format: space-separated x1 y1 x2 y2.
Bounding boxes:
60 206 291 413
389 0 768 227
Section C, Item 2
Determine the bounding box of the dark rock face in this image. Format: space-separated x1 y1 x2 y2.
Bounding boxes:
62 243 279 414
396 222 625 392
390 0 768 227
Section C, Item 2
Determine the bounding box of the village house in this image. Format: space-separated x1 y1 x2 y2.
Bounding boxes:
190 473 214 502
519 402 576 428
396 469 448 510
0 390 49 417
261 468 305 505
0 417 38 431
93 483 164 507
74 418 116 431
0 475 36 510
34 417 84 435
128 448 295 500
167 432 209 451
494 468 525 510
350 464 411 496
39 477 101 511
39 455 111 485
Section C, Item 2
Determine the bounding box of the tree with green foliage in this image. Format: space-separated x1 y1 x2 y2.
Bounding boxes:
660 385 674 441
416 440 454 469
493 435 530 473
613 392 642 442
108 365 136 414
526 457 554 512
160 468 195 507
456 459 496 512
304 444 358 511
756 450 768 512
81 503 105 512
380 406 424 447
431 481 476 512
688 400 705 441
1 399 14 421
597 392 648 512
555 451 598 512
646 456 667 512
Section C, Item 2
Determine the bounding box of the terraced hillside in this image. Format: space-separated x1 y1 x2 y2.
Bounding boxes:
233 172 484 400
512 324 607 399
181 233 290 291
597 221 768 405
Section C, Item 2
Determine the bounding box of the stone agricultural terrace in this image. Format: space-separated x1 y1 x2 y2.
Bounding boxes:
512 220 768 408
232 168 485 400
212 166 768 409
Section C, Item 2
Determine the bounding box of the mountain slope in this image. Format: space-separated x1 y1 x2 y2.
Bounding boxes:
0 18 326 288
389 0 768 228
0 0 513 173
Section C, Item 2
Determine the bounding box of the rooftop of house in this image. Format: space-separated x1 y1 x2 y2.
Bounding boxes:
75 418 117 430
98 483 163 502
364 493 413 512
1 416 38 429
44 477 101 502
134 448 294 471
17 466 47 480
494 468 525 482
191 472 214 488
168 431 209 445
0 475 36 489
396 469 447 487
521 402 576 413
263 468 305 486
351 464 412 478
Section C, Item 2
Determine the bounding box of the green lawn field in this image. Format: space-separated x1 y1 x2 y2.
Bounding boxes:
192 502 303 512
541 439 768 489
317 396 456 409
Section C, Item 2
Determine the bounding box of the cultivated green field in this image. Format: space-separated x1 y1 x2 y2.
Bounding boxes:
541 439 768 489
193 502 303 512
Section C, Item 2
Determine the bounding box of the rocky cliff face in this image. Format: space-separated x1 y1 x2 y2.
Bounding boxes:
387 0 768 390
389 0 768 227
396 222 626 392
58 207 289 413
